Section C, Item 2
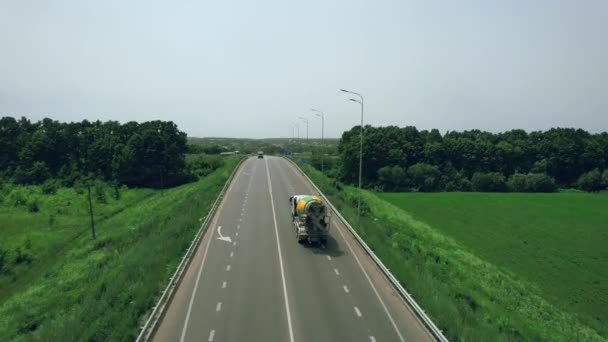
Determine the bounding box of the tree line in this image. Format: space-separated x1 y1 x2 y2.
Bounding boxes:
0 116 193 188
336 126 608 192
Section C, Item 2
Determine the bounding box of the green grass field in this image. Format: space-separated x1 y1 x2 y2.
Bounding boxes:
296 162 607 341
0 157 240 341
379 192 608 335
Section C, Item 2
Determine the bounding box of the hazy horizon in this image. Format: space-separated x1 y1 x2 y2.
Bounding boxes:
1 0 607 138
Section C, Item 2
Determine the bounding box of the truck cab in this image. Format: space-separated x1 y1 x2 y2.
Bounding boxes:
257 151 264 159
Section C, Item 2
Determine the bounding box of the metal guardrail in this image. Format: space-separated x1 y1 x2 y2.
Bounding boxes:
136 157 246 342
285 157 449 342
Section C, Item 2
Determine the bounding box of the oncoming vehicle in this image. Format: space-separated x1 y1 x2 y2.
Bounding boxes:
257 151 264 159
289 195 330 244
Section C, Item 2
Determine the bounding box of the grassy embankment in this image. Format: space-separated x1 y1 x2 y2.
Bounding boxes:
296 162 607 341
0 157 240 341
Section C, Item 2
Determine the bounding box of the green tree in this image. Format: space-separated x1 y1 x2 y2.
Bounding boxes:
472 172 507 192
407 163 441 192
577 169 603 192
378 165 406 191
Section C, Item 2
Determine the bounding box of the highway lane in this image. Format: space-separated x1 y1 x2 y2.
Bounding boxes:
153 156 433 342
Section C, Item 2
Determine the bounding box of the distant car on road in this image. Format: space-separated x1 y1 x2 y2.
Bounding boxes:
257 151 264 159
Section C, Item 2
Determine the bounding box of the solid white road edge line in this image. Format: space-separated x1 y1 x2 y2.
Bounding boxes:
179 164 235 342
332 210 406 342
283 157 407 342
265 157 296 342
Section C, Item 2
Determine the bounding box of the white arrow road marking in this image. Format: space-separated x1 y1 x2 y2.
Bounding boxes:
216 226 232 243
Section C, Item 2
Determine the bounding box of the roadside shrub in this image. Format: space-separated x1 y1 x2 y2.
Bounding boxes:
577 169 603 192
508 173 557 192
508 173 528 192
41 179 59 195
471 172 507 192
378 165 406 191
602 170 608 189
187 154 225 178
526 173 557 192
0 247 7 273
7 187 28 206
28 199 40 213
14 247 32 265
94 181 107 203
406 163 441 192
445 178 472 192
310 153 336 172
112 181 121 200
13 161 51 184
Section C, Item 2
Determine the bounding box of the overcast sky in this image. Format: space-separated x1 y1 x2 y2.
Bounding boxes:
1 0 607 138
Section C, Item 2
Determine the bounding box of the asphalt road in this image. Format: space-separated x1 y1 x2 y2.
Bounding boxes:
153 156 434 342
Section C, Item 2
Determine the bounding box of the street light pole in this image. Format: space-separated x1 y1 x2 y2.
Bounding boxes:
298 116 309 143
340 89 364 223
290 121 300 143
311 109 325 172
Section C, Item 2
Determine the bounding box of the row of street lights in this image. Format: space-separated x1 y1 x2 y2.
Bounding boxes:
290 88 365 223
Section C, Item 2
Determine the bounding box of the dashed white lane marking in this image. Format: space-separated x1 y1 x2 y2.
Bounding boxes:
239 218 243 222
180 196 226 342
334 268 340 275
236 232 239 237
222 281 227 288
229 251 234 258
326 255 332 261
369 336 376 342
216 302 222 312
343 285 350 293
208 329 215 341
226 265 231 271
237 225 240 229
354 306 362 317
233 241 237 247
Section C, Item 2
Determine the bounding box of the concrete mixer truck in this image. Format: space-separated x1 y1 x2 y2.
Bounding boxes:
289 195 330 244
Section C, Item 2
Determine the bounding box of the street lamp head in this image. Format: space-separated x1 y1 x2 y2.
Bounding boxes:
349 98 361 103
314 113 321 117
340 89 349 93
